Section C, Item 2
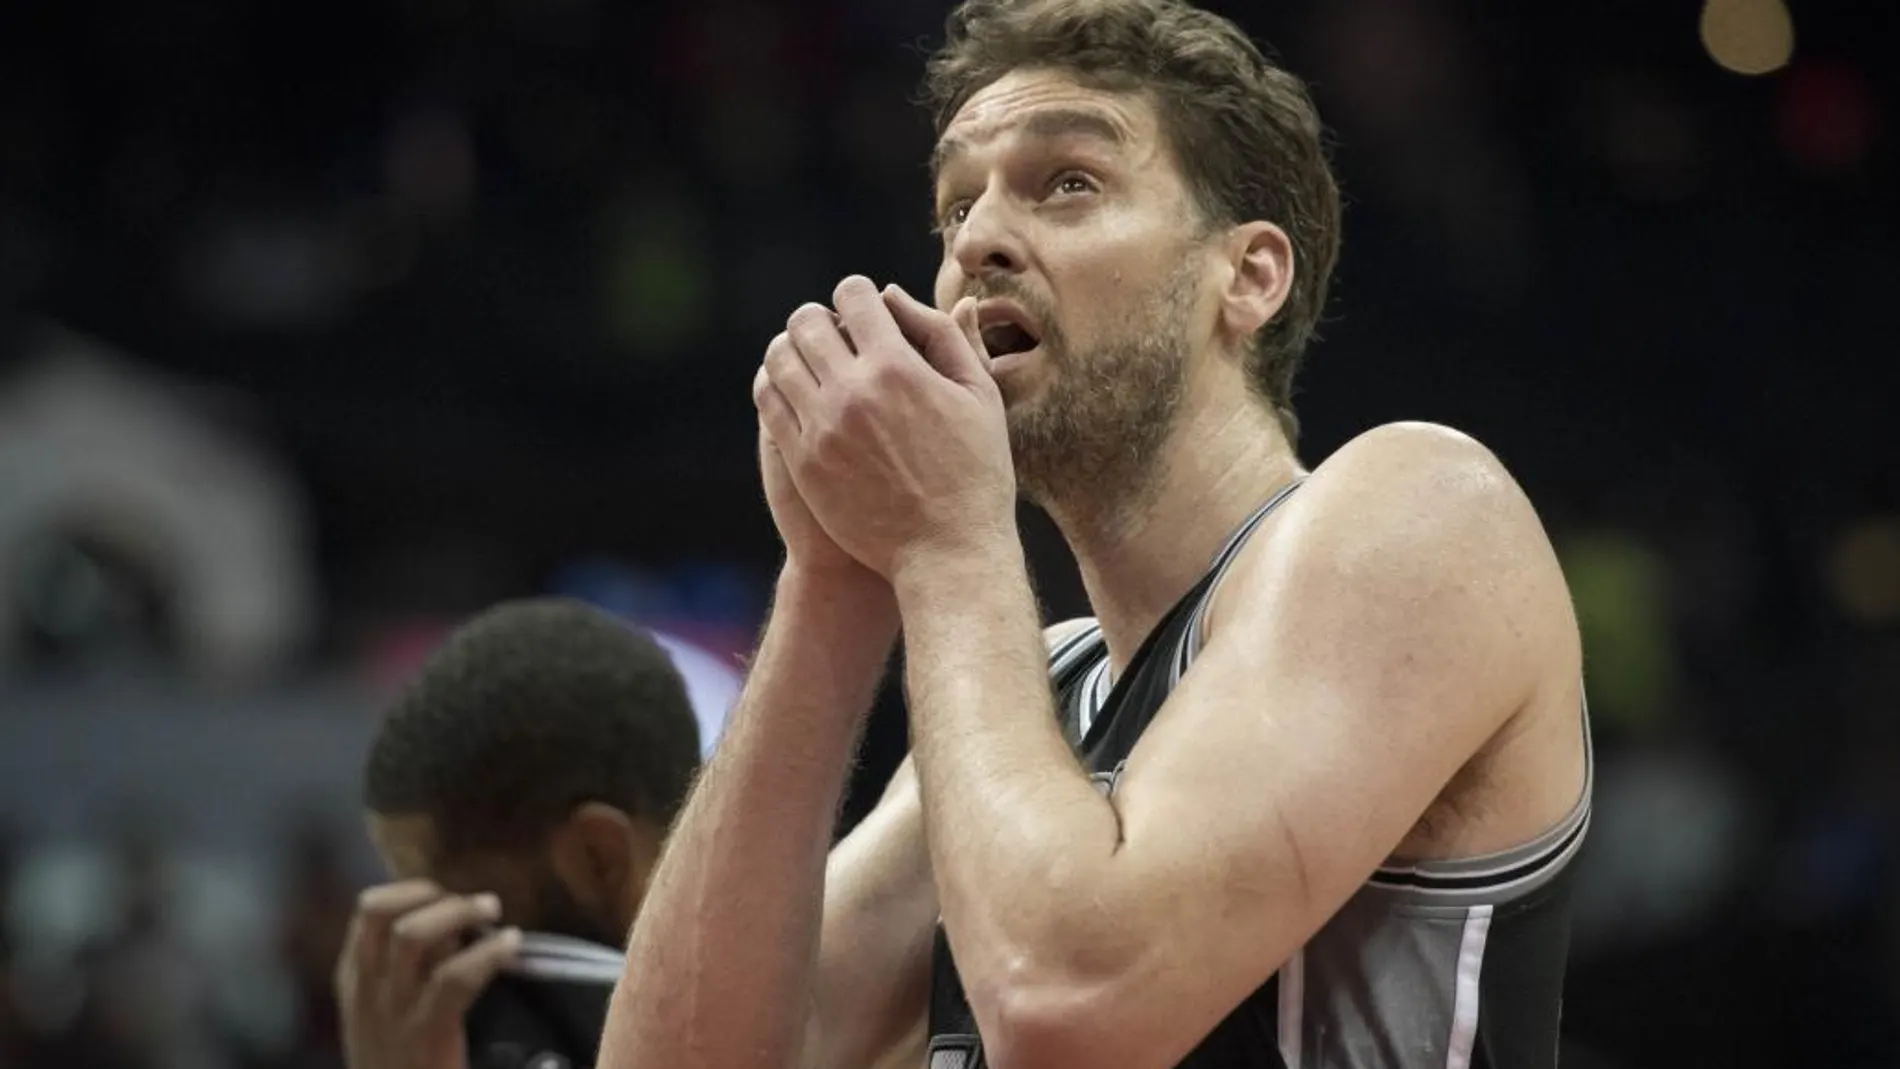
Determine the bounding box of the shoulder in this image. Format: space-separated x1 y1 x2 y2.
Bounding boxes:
1216 421 1572 692
1273 421 1548 579
1311 421 1526 517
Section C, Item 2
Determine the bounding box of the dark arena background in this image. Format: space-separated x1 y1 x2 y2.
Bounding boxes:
0 1 1895 1066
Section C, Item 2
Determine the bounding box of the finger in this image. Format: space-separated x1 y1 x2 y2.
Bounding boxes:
754 362 801 440
339 880 445 997
418 926 524 1023
383 892 502 1007
882 284 989 385
833 275 910 360
951 297 991 370
785 302 853 381
762 331 820 415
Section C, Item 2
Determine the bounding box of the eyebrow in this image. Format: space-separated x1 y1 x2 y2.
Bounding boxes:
931 108 1130 180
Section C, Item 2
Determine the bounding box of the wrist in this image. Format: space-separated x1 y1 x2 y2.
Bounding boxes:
891 524 1025 611
776 559 899 635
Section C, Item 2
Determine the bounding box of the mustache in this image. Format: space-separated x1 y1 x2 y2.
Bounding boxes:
962 277 1038 305
961 279 1058 331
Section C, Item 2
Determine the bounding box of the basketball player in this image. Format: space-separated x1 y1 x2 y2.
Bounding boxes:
337 598 701 1069
600 1 1591 1067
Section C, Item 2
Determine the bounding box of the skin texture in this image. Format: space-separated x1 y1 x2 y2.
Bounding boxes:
601 67 1586 1069
337 805 660 1069
594 375 921 1069
333 880 521 1069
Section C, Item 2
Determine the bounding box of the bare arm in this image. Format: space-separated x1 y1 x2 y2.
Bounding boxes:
806 617 1098 1069
894 424 1581 1069
804 757 933 1069
598 566 898 1069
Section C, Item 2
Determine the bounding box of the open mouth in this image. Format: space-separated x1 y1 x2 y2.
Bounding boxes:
976 301 1042 360
980 322 1039 356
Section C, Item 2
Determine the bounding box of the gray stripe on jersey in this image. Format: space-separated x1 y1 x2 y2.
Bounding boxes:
1047 621 1105 683
1284 894 1492 1069
1368 695 1595 907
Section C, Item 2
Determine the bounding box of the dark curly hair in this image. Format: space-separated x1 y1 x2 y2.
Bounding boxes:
364 598 701 853
923 0 1342 445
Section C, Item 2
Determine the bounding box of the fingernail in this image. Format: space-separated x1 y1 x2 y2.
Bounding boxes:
476 893 501 917
501 927 523 949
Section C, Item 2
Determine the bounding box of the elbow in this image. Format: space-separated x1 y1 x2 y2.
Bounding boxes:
975 980 1099 1069
965 958 1134 1069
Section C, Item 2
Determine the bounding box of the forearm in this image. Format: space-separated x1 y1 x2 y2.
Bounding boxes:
894 539 1123 999
600 566 897 1069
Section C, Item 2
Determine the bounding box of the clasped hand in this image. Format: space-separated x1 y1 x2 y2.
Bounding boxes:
753 276 1017 582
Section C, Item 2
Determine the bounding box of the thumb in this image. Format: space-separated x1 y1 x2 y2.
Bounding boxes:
883 284 989 385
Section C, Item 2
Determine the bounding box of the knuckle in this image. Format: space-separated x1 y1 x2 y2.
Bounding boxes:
389 915 429 947
807 418 849 464
867 358 910 392
833 379 871 416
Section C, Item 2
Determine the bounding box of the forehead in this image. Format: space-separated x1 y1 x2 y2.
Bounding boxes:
934 68 1161 173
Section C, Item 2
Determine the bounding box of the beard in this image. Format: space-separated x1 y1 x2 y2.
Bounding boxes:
985 265 1197 521
528 861 626 949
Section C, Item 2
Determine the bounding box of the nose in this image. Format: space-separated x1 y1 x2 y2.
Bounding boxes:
950 190 1028 282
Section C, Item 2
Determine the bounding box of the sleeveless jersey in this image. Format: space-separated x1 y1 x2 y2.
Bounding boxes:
926 480 1592 1068
466 931 621 1069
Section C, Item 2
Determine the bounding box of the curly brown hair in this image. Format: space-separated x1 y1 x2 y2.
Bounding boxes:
923 0 1341 444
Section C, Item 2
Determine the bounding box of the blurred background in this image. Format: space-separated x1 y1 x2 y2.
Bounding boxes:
0 0 1894 1066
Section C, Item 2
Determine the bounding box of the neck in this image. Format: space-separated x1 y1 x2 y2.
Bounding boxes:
1040 390 1302 672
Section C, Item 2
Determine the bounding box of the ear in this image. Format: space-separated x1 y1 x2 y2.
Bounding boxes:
364 810 438 882
548 802 660 934
1216 220 1295 354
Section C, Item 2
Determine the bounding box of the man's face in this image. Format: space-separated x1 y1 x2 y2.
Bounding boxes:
931 68 1215 502
366 812 626 950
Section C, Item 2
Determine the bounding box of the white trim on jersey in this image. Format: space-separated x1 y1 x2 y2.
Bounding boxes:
1077 658 1112 738
505 932 624 986
1277 949 1305 1068
1445 905 1494 1069
507 954 623 985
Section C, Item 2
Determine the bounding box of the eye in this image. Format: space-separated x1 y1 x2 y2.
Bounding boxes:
934 200 973 235
1049 171 1098 198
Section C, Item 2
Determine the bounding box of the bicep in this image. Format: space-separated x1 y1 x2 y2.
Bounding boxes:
1109 443 1558 998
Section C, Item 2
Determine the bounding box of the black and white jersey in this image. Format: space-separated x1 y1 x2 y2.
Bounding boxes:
928 480 1592 1068
465 932 621 1069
